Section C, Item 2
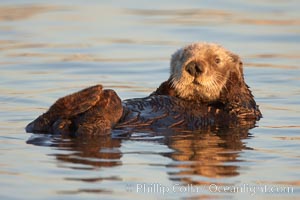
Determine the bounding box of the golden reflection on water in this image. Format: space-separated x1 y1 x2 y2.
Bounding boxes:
28 135 122 169
126 8 231 25
248 53 300 59
245 62 298 70
126 8 300 26
27 126 252 183
0 39 169 64
0 5 61 21
94 38 182 46
166 127 250 182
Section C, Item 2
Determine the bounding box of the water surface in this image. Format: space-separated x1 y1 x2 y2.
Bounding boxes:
0 0 299 199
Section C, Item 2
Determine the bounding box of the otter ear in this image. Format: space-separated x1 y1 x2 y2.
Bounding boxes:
170 48 184 73
229 53 245 86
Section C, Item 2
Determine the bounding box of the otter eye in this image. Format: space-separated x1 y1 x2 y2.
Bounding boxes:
215 57 221 64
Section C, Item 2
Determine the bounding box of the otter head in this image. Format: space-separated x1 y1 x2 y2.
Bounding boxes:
170 42 244 103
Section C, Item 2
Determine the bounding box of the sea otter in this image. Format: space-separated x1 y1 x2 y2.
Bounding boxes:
26 42 262 136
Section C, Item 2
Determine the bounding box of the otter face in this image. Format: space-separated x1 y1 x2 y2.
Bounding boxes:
170 43 242 102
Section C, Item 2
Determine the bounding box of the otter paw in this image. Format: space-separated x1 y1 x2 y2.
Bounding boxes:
49 84 103 117
25 114 51 133
52 118 73 135
75 119 112 136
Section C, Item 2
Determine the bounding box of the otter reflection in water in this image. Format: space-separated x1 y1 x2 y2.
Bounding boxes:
27 126 252 185
26 42 261 136
166 127 251 183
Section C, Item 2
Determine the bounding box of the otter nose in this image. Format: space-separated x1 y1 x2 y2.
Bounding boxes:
185 62 203 77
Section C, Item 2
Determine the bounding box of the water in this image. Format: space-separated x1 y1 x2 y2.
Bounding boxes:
0 0 299 199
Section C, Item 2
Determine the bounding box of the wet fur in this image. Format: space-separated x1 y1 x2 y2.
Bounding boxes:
26 42 262 136
154 43 261 120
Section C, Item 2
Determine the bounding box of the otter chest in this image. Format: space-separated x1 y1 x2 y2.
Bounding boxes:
116 95 228 131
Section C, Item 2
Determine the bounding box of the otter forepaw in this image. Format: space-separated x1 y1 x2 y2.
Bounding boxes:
52 118 73 135
25 114 51 133
50 84 104 117
75 119 112 137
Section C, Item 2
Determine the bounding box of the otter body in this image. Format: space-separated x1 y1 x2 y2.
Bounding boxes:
119 96 242 131
26 43 262 136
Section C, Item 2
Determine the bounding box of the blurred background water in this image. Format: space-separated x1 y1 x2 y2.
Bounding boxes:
0 0 299 199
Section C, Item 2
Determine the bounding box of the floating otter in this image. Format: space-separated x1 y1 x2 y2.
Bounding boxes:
26 42 262 136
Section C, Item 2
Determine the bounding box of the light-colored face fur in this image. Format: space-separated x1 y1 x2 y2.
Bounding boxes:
170 42 242 102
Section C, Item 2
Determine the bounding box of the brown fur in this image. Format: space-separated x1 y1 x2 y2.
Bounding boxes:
152 43 261 120
26 42 261 136
26 86 123 136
